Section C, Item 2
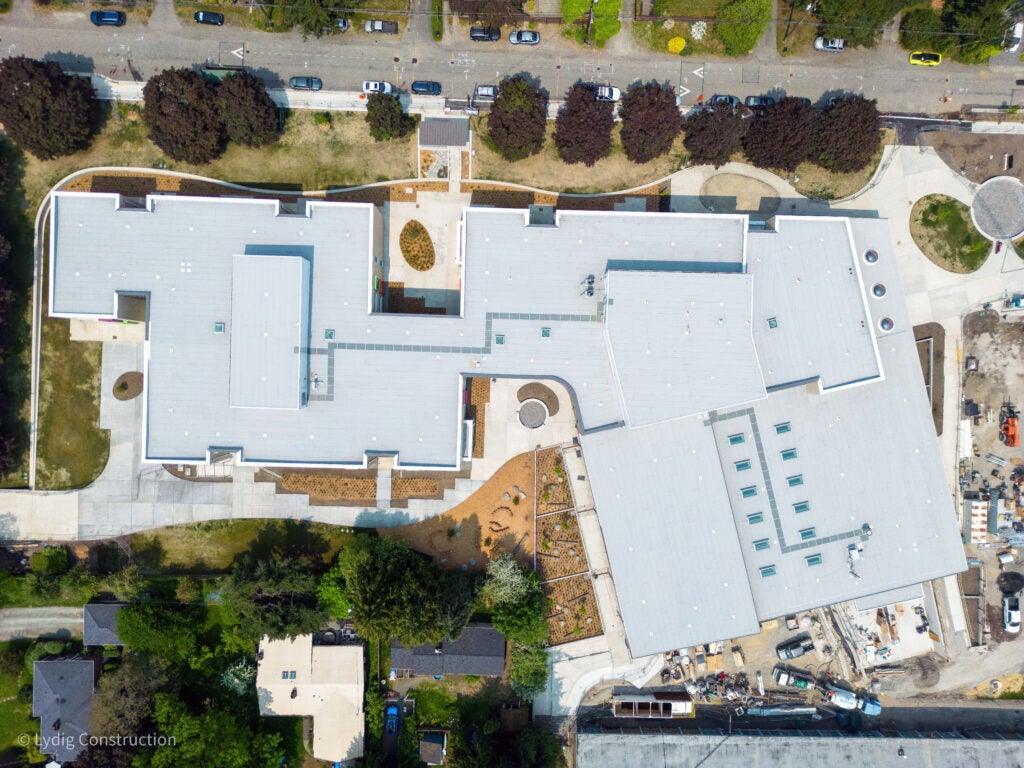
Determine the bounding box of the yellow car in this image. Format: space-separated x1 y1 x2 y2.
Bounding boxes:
909 51 942 66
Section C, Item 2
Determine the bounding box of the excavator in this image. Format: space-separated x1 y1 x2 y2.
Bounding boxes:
1001 402 1019 448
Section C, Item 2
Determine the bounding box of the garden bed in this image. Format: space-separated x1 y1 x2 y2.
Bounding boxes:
277 469 377 505
468 377 490 459
399 220 436 271
544 573 603 645
536 510 588 581
535 446 573 511
910 193 990 273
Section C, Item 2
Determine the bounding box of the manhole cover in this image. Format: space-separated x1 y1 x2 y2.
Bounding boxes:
518 399 547 429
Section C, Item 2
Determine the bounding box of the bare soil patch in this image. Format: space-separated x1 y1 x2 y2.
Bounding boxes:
536 510 588 581
544 573 603 645
113 371 143 401
380 451 536 569
924 132 1024 184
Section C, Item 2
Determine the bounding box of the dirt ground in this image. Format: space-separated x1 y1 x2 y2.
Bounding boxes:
966 671 1024 698
791 128 897 200
914 322 946 436
535 510 589 581
963 310 1024 466
380 451 536 570
924 132 1024 184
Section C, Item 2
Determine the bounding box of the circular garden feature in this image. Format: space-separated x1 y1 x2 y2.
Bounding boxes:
113 371 143 401
399 220 435 271
518 399 548 429
910 194 990 274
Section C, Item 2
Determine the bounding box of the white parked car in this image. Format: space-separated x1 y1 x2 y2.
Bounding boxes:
1004 594 1021 634
362 80 393 95
814 37 845 52
1006 22 1023 53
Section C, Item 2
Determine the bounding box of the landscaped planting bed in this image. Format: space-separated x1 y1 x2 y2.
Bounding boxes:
400 219 436 271
535 447 573 511
536 509 589 581
544 573 603 645
279 470 377 503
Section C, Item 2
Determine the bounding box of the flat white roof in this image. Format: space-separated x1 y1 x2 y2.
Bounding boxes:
229 254 310 410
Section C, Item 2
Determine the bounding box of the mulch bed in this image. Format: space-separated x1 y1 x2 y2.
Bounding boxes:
113 371 143 400
535 446 573 511
516 382 559 416
399 220 436 271
468 377 490 459
278 470 377 506
544 573 603 645
535 509 588 581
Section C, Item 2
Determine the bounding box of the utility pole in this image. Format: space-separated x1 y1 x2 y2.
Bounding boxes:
585 0 596 45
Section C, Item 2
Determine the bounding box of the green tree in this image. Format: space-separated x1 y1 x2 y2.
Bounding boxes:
492 571 548 645
815 94 881 173
553 84 614 166
437 569 480 641
135 694 281 768
142 68 225 164
317 559 353 618
0 57 99 160
899 8 953 53
618 81 683 164
31 545 70 576
742 97 817 172
365 93 416 141
284 0 346 37
100 563 146 602
715 0 772 56
216 71 280 148
508 643 548 700
325 536 443 643
116 603 202 663
220 555 328 648
944 0 1009 63
683 103 746 168
482 553 531 605
503 725 566 768
487 75 549 162
817 0 913 48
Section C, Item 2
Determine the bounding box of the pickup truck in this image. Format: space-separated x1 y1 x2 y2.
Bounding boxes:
365 19 399 34
775 636 815 660
771 664 815 690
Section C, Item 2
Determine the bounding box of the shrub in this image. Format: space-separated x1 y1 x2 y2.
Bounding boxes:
31 545 70 576
619 81 683 164
554 84 614 166
508 643 549 700
715 0 772 56
365 93 416 141
487 75 549 161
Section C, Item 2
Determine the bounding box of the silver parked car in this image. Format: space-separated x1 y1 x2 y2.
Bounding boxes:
509 30 540 45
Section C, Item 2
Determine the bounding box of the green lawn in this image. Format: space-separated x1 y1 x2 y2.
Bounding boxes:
562 0 622 47
910 194 991 273
776 1 820 56
634 0 730 56
129 519 355 572
0 641 41 766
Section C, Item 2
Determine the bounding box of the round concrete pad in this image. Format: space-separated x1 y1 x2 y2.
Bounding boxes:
971 176 1024 240
518 399 547 429
699 174 780 215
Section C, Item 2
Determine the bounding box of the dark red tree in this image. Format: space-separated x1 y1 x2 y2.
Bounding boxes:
142 69 225 164
487 76 549 162
815 94 881 173
554 84 614 167
618 81 683 164
683 103 746 168
742 97 818 172
216 71 280 148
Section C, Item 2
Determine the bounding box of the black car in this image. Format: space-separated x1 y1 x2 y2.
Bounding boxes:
469 26 500 41
289 76 323 91
90 10 126 26
411 80 442 96
194 10 225 25
745 95 775 109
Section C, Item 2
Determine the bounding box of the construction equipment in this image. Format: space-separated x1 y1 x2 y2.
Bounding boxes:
1001 403 1020 448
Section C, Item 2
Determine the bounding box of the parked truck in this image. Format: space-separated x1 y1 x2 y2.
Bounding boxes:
364 19 399 33
772 664 816 690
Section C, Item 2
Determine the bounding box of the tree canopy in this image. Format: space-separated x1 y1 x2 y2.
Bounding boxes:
219 554 328 648
618 82 683 164
217 71 280 147
683 104 747 168
491 570 548 645
553 84 614 166
901 0 1009 63
365 93 416 141
487 76 549 162
0 56 99 160
116 603 202 663
742 97 818 172
817 0 913 48
508 643 549 700
284 0 346 37
715 0 772 56
816 94 881 173
142 69 225 163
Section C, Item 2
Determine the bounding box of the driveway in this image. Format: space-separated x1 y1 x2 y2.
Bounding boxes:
0 607 83 640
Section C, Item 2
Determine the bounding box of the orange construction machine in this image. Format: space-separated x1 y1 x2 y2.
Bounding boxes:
1001 403 1019 448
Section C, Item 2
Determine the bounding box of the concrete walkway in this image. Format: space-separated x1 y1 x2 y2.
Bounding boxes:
0 607 83 640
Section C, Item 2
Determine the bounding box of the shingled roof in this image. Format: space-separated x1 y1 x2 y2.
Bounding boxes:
391 624 505 677
83 603 125 646
32 658 99 763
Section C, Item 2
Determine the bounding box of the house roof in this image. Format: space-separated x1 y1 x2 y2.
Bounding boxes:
391 624 506 676
419 118 470 147
83 603 125 646
256 635 364 762
32 659 98 762
419 731 447 765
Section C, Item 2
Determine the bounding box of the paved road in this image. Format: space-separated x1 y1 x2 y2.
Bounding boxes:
1 0 1021 115
0 607 83 640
